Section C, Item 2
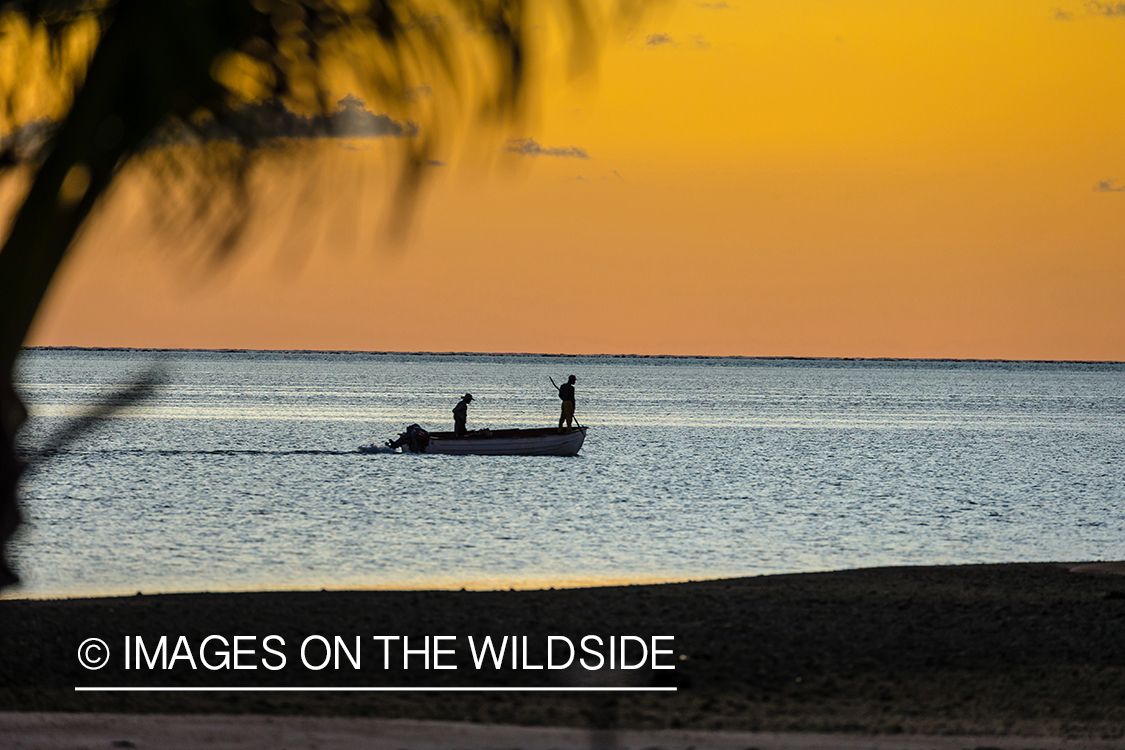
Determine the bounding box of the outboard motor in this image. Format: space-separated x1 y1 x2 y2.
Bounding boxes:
406 424 430 453
387 424 430 453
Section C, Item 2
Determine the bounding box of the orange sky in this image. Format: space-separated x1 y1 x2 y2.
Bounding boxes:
18 0 1125 359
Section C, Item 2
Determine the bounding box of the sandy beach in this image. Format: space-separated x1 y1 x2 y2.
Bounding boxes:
5 712 1125 750
2 562 1123 743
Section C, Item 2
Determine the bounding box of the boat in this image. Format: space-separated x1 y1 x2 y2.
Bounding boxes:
423 427 587 456
365 426 588 456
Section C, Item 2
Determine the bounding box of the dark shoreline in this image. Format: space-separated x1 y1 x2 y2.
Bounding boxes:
2 562 1123 737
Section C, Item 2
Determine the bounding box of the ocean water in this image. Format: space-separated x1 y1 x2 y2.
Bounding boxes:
7 348 1125 599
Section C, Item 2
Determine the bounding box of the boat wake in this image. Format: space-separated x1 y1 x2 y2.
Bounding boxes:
25 448 363 457
357 444 399 455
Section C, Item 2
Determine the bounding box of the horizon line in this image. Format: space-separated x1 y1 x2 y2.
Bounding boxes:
21 345 1125 366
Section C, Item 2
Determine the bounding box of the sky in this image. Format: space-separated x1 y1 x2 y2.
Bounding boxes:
19 0 1125 359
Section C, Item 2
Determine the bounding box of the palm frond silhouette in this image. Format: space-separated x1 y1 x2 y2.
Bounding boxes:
0 0 644 588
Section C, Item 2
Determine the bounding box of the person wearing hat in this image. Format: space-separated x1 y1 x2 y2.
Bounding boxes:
453 393 473 437
558 375 577 433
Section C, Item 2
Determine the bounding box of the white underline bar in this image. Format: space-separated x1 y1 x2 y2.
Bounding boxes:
75 686 677 693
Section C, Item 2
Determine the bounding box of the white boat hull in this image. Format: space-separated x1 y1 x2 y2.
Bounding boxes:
420 427 587 456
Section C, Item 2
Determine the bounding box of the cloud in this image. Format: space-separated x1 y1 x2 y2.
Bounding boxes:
641 33 708 51
697 1 730 8
505 137 589 159
2 97 415 165
150 96 416 148
1088 1 1125 15
329 94 416 138
1094 179 1125 191
1052 2 1125 20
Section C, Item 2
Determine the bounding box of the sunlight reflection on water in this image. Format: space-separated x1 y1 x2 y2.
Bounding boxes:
8 349 1125 598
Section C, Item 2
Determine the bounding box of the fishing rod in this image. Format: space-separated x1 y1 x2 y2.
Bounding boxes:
549 376 582 429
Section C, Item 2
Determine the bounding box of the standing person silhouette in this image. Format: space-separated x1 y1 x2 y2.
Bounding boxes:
558 375 576 433
453 393 473 436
